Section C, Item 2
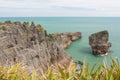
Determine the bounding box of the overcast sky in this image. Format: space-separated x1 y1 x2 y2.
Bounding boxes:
0 0 120 17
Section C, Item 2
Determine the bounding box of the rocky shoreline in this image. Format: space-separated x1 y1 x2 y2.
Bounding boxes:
0 21 82 75
52 32 82 48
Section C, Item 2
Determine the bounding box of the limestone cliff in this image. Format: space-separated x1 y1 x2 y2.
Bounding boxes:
52 32 82 48
0 21 81 75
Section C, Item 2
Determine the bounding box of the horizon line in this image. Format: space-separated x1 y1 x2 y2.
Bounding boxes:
1 16 120 17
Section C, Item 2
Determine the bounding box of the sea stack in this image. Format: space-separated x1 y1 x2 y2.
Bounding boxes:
89 30 111 55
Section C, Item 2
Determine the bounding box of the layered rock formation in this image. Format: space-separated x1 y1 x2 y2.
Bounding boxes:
0 21 81 75
52 32 82 48
89 30 111 55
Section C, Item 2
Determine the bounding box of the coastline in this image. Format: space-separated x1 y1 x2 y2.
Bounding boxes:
0 17 120 67
0 21 82 75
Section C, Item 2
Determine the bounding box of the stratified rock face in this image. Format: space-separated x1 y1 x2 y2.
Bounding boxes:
0 21 82 75
89 30 111 55
52 32 82 48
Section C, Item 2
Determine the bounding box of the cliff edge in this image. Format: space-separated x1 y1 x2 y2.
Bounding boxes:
0 21 81 75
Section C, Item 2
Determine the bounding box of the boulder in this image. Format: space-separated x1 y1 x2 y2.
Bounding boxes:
89 30 111 55
75 61 83 74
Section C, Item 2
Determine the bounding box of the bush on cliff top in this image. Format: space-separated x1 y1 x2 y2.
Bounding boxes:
0 57 120 80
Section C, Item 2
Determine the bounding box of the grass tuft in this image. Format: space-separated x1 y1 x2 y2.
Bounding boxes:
0 57 119 80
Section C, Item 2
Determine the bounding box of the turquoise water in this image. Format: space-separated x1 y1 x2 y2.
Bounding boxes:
0 17 120 66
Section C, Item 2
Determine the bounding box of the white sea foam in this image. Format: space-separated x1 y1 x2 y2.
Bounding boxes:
100 53 108 56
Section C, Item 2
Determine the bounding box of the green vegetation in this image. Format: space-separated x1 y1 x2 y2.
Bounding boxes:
7 47 12 52
0 63 40 80
0 57 119 80
48 34 53 38
45 34 53 42
36 24 45 33
0 26 7 30
44 30 47 36
0 34 4 38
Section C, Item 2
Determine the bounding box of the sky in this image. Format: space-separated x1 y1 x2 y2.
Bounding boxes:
0 0 120 17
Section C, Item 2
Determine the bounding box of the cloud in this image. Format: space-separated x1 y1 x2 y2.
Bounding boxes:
0 0 50 8
0 0 120 16
51 6 96 11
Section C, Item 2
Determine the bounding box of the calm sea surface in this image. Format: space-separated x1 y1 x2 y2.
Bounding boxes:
0 17 120 66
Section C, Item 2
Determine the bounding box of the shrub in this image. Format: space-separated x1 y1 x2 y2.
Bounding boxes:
0 57 119 80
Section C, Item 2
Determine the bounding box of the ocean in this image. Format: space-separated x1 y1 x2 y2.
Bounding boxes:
0 17 120 66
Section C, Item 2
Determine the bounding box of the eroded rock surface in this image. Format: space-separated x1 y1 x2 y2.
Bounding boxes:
89 30 111 55
0 21 81 75
52 32 82 48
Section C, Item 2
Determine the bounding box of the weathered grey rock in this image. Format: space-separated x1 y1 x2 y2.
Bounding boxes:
0 21 81 75
89 30 111 55
52 32 82 48
75 61 83 74
0 21 69 75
